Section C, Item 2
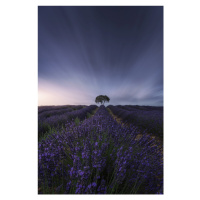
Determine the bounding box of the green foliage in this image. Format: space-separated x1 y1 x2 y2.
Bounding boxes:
87 112 91 118
95 95 110 105
39 126 57 142
74 117 80 126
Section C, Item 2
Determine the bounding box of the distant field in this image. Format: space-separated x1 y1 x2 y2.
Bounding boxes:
107 105 163 141
38 105 163 194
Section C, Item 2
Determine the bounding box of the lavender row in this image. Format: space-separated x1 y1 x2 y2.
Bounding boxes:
38 105 84 114
38 105 72 114
117 105 163 112
107 105 163 140
38 105 97 140
38 105 83 121
38 105 163 194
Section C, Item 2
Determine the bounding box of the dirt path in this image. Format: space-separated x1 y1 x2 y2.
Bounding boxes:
107 108 127 126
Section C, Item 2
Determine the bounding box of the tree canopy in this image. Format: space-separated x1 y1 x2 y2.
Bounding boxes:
95 95 110 105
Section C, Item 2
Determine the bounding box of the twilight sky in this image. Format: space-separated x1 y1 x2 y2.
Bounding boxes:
38 6 163 106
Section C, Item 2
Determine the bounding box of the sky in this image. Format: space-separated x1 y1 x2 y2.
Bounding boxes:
38 6 163 106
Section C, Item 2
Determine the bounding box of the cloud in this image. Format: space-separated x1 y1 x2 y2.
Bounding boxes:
38 6 163 106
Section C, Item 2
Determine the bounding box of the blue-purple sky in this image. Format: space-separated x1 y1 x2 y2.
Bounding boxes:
38 6 163 106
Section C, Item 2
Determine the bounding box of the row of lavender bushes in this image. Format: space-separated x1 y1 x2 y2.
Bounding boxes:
116 105 163 112
38 105 77 114
38 105 163 194
107 105 163 140
38 105 83 121
38 105 97 141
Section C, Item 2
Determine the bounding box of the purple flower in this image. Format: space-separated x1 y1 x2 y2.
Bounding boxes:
88 184 91 189
92 182 97 187
78 170 84 176
93 150 98 154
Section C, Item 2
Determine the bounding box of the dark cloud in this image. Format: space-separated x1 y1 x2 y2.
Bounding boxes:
38 6 163 106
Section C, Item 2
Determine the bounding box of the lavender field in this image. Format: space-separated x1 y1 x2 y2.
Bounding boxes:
38 105 163 194
107 105 163 140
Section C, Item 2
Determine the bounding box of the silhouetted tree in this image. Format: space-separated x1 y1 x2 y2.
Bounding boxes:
95 95 110 105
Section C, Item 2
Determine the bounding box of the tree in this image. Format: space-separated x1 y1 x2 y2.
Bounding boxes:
95 95 110 105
